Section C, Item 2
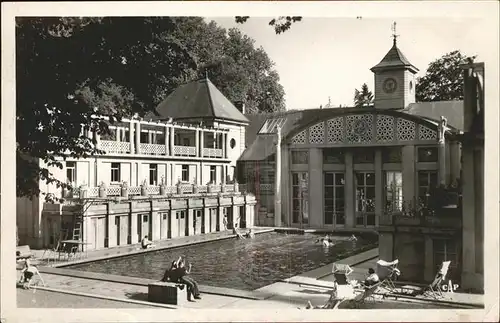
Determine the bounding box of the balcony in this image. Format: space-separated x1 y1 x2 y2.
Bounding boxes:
140 143 166 156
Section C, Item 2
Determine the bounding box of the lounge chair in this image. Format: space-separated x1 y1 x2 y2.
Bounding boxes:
303 282 347 310
376 259 401 292
332 263 354 285
423 261 451 299
351 281 381 307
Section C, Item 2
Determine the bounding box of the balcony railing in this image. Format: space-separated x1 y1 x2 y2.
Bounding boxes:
202 148 223 158
100 140 131 154
174 145 196 157
72 182 248 199
140 143 166 156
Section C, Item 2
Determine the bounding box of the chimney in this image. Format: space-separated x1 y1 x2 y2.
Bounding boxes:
235 101 246 114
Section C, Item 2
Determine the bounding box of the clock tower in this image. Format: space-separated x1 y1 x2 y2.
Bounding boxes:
371 23 419 110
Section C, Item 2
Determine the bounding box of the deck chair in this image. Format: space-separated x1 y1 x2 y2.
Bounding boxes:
424 261 451 299
332 263 354 286
303 282 348 310
376 259 401 292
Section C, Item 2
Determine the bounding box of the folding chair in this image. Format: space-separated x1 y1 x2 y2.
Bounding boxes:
424 261 451 299
351 282 381 308
332 263 354 286
376 259 401 293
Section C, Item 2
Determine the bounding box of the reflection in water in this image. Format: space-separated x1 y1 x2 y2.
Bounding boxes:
70 233 377 291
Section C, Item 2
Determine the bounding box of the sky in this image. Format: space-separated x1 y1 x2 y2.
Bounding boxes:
207 17 494 111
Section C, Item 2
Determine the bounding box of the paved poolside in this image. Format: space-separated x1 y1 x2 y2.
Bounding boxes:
17 229 483 309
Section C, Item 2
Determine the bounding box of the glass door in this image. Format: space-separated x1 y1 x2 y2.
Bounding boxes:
291 172 309 227
355 172 376 227
324 172 345 228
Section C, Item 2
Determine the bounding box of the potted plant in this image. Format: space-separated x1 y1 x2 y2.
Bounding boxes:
176 178 183 194
98 181 107 198
78 182 88 199
207 181 214 193
234 180 239 193
193 177 199 194
159 176 167 195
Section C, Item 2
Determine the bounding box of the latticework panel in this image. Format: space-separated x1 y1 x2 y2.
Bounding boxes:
147 186 160 195
129 186 141 195
346 114 374 143
173 145 197 156
140 143 166 155
291 130 306 144
327 117 344 143
100 140 131 154
396 118 416 141
202 148 223 158
107 187 121 196
309 122 325 144
376 115 395 142
418 124 437 141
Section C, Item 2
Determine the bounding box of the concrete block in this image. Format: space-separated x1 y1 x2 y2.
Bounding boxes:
148 281 187 305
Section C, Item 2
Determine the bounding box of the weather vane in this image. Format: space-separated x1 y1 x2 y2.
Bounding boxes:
391 22 399 45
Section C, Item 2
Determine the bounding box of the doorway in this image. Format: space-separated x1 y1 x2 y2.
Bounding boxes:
291 172 309 228
355 172 376 227
324 172 345 228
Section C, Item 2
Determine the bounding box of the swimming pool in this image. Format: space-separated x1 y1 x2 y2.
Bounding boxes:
69 232 378 291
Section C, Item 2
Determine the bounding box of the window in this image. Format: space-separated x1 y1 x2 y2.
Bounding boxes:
418 147 438 162
291 172 309 225
355 172 376 226
230 138 236 149
324 172 345 225
260 169 275 184
183 138 190 146
353 148 375 164
210 166 216 183
385 171 403 213
140 131 149 143
258 118 286 134
111 163 121 182
66 161 76 186
291 150 309 164
181 165 189 182
120 129 130 142
323 149 345 164
382 147 402 163
143 214 148 222
149 164 158 185
418 171 438 202
433 239 459 282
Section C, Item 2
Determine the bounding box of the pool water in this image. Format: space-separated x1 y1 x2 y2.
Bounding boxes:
69 232 378 291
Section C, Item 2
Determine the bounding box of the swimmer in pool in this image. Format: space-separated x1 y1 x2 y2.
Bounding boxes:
315 234 334 246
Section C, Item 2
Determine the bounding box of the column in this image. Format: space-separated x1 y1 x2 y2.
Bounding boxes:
170 210 179 238
203 207 210 233
187 208 194 236
461 145 476 287
135 122 141 154
232 204 239 228
308 148 323 227
218 206 225 231
129 120 135 154
169 127 175 156
401 146 416 204
245 205 252 228
225 133 229 158
424 236 434 282
130 209 138 244
115 127 120 141
151 202 161 241
374 149 383 227
274 130 282 227
83 216 92 250
281 146 290 226
148 131 153 144
221 166 226 185
344 151 354 228
164 125 169 156
438 118 447 186
200 131 204 157
449 142 461 184
196 164 201 185
221 132 226 159
106 204 116 248
195 129 200 157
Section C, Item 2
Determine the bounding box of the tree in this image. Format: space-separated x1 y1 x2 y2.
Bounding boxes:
416 50 476 102
174 18 286 113
353 83 374 107
235 16 302 34
16 17 197 201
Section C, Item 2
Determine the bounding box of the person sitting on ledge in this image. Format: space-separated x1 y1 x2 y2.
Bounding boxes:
177 258 201 301
141 235 155 249
315 234 334 247
245 228 255 239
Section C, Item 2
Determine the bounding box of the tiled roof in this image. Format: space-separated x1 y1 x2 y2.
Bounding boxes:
371 41 419 73
153 77 249 124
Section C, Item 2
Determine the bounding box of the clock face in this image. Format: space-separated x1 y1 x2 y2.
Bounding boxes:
383 77 398 94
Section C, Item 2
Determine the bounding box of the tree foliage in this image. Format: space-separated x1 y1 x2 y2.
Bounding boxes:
235 16 302 34
16 17 285 200
416 50 476 102
353 83 374 107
